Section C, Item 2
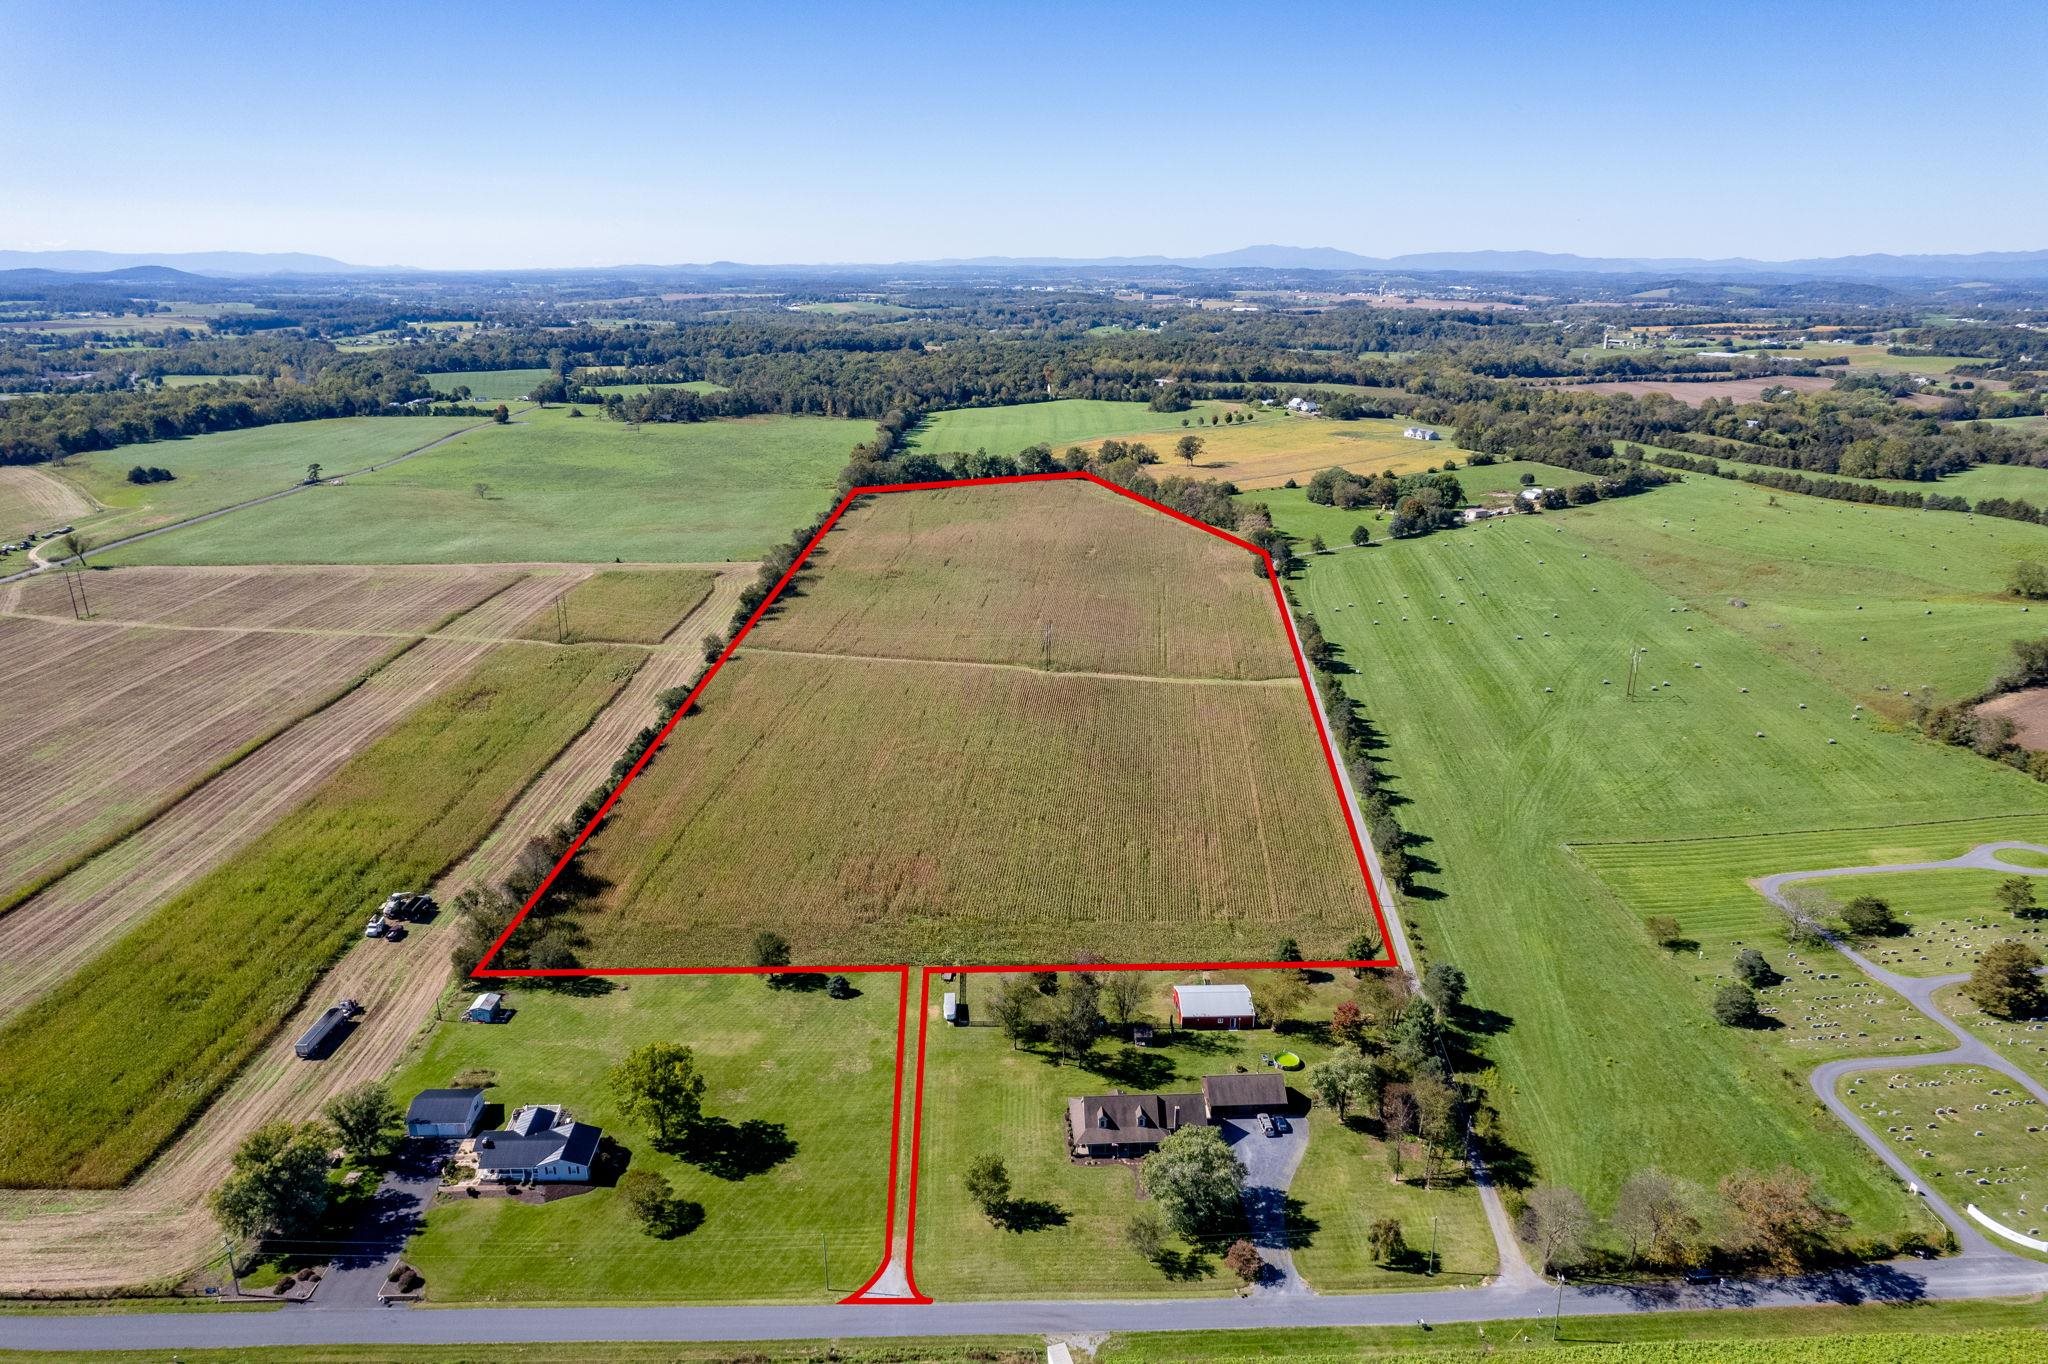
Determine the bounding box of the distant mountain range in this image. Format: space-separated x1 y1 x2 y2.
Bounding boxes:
4 245 2047 283
908 245 2048 281
0 250 369 276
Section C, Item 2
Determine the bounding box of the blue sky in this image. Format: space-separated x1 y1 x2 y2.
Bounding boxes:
3 0 2043 268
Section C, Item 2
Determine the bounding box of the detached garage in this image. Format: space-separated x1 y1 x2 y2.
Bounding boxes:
405 1087 485 1139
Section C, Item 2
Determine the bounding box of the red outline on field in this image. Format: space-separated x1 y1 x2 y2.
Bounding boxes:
469 469 1400 1303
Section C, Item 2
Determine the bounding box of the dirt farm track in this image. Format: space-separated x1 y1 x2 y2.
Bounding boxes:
0 561 752 1291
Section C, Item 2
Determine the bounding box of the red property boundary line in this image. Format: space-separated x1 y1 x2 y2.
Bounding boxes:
470 468 1401 1303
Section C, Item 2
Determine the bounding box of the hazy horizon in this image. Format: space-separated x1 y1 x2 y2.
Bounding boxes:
5 0 2045 270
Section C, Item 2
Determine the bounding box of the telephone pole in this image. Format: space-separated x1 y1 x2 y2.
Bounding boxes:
222 1235 241 1296
1625 645 1646 699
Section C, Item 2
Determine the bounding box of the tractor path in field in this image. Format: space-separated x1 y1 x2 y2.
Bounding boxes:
1752 841 2048 1261
738 644 1299 689
0 582 735 1293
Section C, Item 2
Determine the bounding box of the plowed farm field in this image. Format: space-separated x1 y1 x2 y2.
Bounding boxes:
567 479 1376 966
0 566 519 909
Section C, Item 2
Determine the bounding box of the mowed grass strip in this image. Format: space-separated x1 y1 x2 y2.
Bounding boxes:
384 976 898 1303
574 651 1371 967
97 407 868 566
0 642 637 1188
905 398 1242 455
751 482 1294 681
517 567 716 644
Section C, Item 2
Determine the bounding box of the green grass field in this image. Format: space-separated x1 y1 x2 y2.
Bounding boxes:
53 415 489 543
384 974 899 1304
1935 981 2048 1093
905 399 1240 455
913 973 1490 1300
517 567 716 644
424 368 551 400
0 642 636 1188
1561 472 2048 709
1294 485 2048 1247
0 1340 1042 1364
96 407 867 566
1677 447 2048 508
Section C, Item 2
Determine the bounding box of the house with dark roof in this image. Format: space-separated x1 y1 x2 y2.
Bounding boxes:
474 1104 602 1183
1066 1071 1293 1158
1066 1090 1202 1158
405 1087 485 1139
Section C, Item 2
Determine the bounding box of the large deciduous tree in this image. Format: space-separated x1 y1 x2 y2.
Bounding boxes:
607 1041 706 1146
210 1121 334 1241
1964 940 2047 1019
1142 1126 1246 1240
323 1082 399 1163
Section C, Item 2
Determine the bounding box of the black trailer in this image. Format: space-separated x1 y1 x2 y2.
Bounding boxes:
295 1003 353 1059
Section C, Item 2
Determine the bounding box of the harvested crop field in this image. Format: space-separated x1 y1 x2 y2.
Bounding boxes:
0 617 404 908
756 481 1294 680
0 465 94 544
0 640 637 1188
517 566 717 644
564 479 1375 967
1077 415 1456 491
0 637 494 1025
1548 374 1836 402
10 563 516 633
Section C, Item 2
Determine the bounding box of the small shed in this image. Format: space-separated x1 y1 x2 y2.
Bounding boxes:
406 1087 485 1139
1172 984 1257 1030
942 991 960 1024
467 992 504 1023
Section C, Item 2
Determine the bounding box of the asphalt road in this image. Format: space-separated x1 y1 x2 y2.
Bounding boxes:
11 1255 2047 1351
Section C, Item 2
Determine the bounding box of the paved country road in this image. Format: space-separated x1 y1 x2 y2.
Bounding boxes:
10 1256 2048 1351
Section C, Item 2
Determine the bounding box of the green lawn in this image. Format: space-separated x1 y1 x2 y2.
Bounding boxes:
912 973 1489 1299
424 368 551 400
1293 491 2048 1250
96 407 867 566
385 974 899 1304
1560 471 2048 709
1673 447 2048 507
0 1340 1041 1364
1783 868 2048 977
905 398 1239 456
55 415 489 543
0 642 637 1187
1935 981 2048 1093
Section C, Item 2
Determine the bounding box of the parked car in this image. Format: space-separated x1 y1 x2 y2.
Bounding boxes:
1258 1112 1279 1137
365 917 386 938
382 922 407 942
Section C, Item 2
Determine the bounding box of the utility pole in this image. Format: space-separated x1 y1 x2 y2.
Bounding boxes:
1625 645 1646 699
821 1232 829 1293
73 565 89 619
1429 1214 1438 1276
222 1235 241 1296
1553 1270 1566 1339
